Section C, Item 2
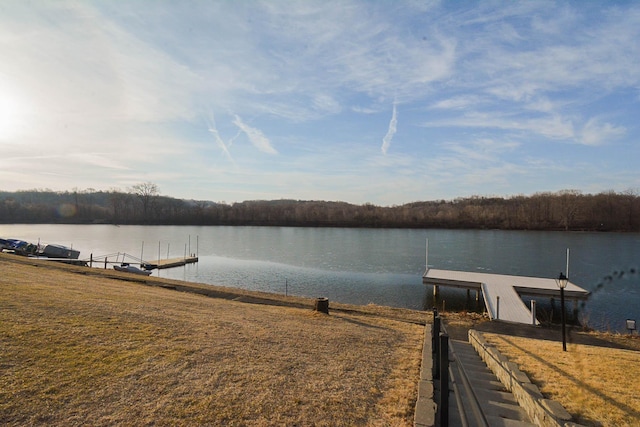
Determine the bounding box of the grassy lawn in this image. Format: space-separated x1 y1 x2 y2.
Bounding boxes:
0 256 425 426
483 333 640 427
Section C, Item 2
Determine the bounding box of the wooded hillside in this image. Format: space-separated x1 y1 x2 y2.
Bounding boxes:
1 186 638 231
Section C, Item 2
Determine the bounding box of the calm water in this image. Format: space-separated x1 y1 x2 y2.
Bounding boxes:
2 225 639 332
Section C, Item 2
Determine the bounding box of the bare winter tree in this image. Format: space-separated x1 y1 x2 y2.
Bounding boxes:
130 182 159 222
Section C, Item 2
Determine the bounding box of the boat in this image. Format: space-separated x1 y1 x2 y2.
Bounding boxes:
113 263 152 276
40 244 80 260
1 239 38 256
0 238 11 250
1 238 80 259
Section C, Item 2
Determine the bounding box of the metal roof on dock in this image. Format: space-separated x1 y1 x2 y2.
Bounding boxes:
423 268 590 324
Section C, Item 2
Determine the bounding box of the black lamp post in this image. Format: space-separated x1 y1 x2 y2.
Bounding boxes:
556 272 568 351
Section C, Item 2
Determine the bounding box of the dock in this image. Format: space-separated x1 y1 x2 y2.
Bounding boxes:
423 268 590 325
146 256 199 270
87 253 198 271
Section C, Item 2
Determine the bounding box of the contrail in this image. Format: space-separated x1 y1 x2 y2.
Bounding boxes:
233 115 277 154
381 103 398 155
207 113 235 164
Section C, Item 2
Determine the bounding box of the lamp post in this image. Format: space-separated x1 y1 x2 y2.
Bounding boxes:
556 272 568 351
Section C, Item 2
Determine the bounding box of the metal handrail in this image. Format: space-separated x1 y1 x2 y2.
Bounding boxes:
448 362 469 427
440 321 490 427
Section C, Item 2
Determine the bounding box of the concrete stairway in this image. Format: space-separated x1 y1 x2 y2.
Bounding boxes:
448 339 536 427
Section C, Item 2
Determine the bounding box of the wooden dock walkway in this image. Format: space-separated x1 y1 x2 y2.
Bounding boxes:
148 256 199 270
423 268 590 324
86 253 199 271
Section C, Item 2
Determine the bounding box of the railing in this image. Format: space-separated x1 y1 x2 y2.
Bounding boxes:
86 252 151 269
432 309 489 427
432 310 449 427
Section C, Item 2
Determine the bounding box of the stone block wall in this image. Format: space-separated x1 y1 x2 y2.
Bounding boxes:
414 324 436 427
468 329 585 427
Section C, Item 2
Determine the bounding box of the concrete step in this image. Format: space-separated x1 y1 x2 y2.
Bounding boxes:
485 415 537 427
448 339 534 427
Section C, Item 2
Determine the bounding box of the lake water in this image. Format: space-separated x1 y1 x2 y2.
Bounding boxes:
2 224 639 332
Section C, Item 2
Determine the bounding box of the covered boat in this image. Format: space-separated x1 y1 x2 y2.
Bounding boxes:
113 263 152 276
40 244 80 259
1 239 38 256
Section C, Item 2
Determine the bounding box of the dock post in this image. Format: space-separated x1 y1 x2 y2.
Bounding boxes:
531 300 536 325
433 284 439 299
496 296 500 320
475 290 479 302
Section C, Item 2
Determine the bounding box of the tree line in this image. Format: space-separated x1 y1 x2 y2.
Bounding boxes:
0 184 638 231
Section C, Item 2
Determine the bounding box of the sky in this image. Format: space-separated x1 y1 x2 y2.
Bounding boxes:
1 1 639 206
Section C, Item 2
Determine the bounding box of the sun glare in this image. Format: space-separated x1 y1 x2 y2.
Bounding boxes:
0 88 29 142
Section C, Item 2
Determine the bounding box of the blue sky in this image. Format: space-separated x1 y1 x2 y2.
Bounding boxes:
0 1 639 205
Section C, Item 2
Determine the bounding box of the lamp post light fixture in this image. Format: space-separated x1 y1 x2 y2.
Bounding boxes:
556 272 569 351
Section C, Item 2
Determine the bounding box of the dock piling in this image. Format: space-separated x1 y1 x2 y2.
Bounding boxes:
531 300 536 325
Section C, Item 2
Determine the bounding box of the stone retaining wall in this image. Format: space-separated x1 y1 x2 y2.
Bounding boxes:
468 329 585 427
414 324 436 427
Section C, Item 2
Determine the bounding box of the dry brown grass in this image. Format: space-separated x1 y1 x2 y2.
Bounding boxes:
482 333 640 427
0 255 425 426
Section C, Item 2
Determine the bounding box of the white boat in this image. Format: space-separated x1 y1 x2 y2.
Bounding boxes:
113 263 152 276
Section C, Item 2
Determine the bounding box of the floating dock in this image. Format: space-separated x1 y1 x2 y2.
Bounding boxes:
148 256 199 270
423 268 590 325
87 253 198 271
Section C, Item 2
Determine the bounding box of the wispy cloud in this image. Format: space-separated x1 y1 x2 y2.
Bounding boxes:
444 138 520 163
422 112 575 141
430 96 483 110
312 94 341 115
580 118 626 146
232 115 277 155
69 153 129 170
351 105 381 114
381 103 398 155
1 1 639 204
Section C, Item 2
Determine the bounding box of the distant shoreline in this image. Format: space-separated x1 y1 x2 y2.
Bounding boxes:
2 189 640 232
